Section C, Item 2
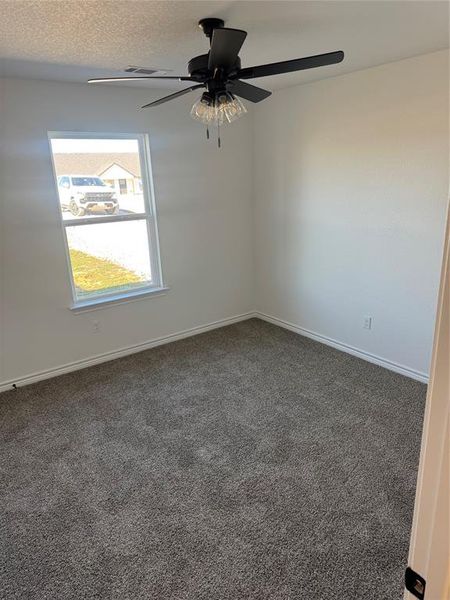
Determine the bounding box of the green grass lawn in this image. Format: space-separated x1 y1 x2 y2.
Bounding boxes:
70 249 145 295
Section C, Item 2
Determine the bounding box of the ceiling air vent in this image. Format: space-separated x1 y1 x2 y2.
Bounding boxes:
124 66 168 75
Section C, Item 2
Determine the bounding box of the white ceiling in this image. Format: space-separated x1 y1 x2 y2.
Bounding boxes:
1 1 448 92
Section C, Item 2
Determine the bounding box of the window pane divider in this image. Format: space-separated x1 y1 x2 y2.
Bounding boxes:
63 213 149 227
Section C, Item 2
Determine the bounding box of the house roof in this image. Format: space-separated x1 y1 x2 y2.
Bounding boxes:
53 153 141 178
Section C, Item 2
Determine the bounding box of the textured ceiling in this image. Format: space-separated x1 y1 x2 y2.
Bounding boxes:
1 1 449 91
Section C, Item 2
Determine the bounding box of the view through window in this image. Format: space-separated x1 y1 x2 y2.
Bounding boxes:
49 134 162 305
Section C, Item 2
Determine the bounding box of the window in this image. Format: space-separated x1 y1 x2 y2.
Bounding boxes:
49 133 164 308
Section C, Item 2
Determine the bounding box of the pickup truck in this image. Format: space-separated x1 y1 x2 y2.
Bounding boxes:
57 175 119 216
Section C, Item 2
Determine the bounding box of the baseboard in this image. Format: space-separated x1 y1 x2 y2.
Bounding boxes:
255 312 429 384
1 310 428 392
0 312 256 393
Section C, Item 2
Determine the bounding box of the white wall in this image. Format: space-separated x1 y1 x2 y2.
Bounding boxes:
1 50 448 387
0 78 254 386
253 50 449 378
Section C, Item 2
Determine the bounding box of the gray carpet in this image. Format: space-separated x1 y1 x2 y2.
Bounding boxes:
0 318 426 600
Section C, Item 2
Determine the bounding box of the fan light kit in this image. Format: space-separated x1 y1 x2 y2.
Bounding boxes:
89 18 344 147
191 91 247 125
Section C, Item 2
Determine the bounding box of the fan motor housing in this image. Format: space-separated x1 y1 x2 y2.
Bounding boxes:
188 54 241 80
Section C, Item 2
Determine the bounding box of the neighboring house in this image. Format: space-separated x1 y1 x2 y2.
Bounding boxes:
53 153 142 197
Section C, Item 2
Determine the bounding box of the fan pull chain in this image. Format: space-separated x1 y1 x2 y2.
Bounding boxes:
217 122 221 148
206 126 210 140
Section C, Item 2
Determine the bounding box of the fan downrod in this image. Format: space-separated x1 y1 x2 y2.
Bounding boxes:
198 18 225 40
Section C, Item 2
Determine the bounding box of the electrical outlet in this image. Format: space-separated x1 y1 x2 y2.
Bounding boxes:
92 320 100 333
363 316 372 330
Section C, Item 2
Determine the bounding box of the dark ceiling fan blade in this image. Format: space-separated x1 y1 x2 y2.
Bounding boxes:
141 84 204 108
228 80 271 103
208 28 247 70
235 50 344 80
88 76 193 83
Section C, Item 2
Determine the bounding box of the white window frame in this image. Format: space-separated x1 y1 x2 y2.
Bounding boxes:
48 131 166 311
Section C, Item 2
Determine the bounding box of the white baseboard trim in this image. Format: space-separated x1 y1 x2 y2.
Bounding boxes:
0 312 256 393
1 310 428 392
255 312 429 384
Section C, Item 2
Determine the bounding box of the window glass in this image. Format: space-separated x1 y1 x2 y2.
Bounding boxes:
51 137 146 220
66 220 152 299
49 133 162 305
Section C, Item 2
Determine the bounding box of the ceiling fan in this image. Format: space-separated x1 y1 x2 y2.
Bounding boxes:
89 18 344 145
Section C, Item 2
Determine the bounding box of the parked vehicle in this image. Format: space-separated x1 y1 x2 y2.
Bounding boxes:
57 175 119 216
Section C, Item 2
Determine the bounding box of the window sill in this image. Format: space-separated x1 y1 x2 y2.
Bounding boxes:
69 286 169 314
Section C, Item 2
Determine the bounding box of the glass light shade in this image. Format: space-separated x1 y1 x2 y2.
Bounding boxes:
191 92 247 126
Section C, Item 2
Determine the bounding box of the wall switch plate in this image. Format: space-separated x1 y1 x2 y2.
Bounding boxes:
363 316 372 330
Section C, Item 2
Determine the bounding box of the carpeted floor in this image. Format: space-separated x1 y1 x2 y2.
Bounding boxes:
0 318 426 599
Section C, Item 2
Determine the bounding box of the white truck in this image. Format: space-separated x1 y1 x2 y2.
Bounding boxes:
57 175 119 216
